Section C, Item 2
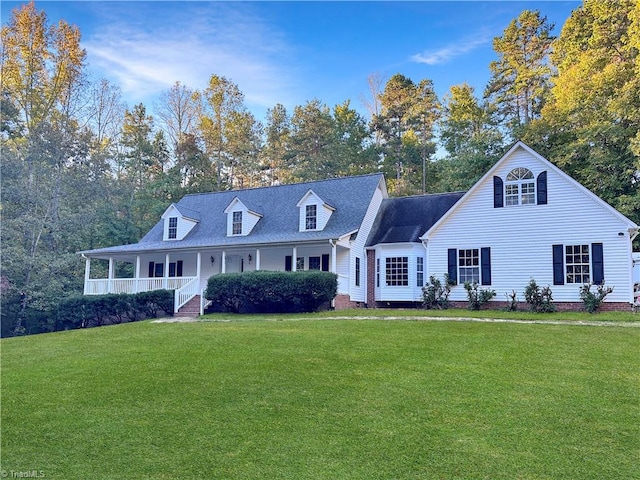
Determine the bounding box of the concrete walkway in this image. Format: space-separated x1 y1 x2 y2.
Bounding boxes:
151 315 640 327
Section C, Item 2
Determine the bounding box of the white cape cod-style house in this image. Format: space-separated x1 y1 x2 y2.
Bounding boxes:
80 142 639 314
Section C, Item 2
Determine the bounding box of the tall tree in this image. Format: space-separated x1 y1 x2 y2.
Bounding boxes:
155 81 198 157
524 0 640 222
1 0 86 133
373 74 440 194
197 74 246 189
332 100 378 177
287 99 335 182
485 10 555 137
437 83 504 191
261 103 292 185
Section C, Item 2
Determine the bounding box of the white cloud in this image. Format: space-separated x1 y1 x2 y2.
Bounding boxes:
82 3 301 117
411 34 491 65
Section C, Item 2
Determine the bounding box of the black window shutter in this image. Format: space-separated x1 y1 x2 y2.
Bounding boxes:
592 243 604 285
169 262 176 277
322 254 330 272
177 260 183 277
285 255 292 271
481 247 491 285
148 262 155 278
537 171 548 205
447 249 457 285
552 244 564 285
493 176 504 208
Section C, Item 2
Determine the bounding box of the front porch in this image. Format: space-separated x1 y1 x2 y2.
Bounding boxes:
82 242 348 315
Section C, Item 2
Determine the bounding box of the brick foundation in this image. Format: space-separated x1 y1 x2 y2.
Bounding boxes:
334 294 364 310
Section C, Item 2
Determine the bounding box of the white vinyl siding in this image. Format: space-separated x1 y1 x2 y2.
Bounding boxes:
425 147 635 304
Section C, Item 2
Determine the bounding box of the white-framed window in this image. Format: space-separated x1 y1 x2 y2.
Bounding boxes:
505 168 535 206
565 244 590 284
355 257 361 287
376 258 380 287
416 257 424 287
459 249 480 284
386 257 408 286
232 211 242 235
305 204 317 230
168 217 178 239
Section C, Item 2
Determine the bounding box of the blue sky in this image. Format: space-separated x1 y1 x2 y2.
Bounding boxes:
3 1 581 121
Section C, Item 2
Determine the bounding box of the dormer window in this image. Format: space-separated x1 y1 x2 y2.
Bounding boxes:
224 197 262 237
168 217 178 239
297 189 335 232
305 205 317 230
505 168 535 206
161 204 199 241
232 211 243 235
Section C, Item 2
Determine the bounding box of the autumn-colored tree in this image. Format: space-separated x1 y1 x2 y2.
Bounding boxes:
1 0 86 132
524 0 640 222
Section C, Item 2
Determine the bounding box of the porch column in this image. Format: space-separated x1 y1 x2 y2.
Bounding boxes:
84 257 91 294
135 256 141 293
255 249 261 271
164 253 170 289
331 240 337 274
196 252 202 289
108 257 115 293
221 250 227 274
292 246 297 271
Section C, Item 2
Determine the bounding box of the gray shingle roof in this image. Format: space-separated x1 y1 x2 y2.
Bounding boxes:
80 174 385 256
366 192 465 246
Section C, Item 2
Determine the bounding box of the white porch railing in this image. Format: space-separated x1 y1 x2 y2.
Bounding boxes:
174 277 200 313
84 277 198 296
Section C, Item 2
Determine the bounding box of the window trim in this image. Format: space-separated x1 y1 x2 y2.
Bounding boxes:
385 256 409 287
416 257 424 287
505 168 535 206
232 211 243 235
305 204 317 230
168 217 178 239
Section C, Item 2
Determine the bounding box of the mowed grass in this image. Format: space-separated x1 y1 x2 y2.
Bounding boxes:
2 317 639 479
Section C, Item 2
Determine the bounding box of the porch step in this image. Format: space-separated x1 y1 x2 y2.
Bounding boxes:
175 295 201 318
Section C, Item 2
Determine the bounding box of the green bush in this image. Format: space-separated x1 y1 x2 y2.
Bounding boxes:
205 271 338 313
524 279 556 313
464 282 496 310
422 274 452 309
55 290 174 331
579 282 613 313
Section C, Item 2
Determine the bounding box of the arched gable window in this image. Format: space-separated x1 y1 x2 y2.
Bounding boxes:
505 168 535 206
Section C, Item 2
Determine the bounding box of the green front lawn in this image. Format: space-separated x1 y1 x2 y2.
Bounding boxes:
2 315 639 479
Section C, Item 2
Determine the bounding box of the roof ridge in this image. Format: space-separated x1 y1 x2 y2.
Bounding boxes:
179 173 384 198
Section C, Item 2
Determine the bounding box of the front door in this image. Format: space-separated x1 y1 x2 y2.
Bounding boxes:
226 255 244 273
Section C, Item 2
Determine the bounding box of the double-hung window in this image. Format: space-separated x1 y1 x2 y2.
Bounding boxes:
448 248 491 286
305 205 317 230
553 243 604 285
458 249 480 283
505 168 535 206
416 257 424 287
232 211 242 235
168 217 178 239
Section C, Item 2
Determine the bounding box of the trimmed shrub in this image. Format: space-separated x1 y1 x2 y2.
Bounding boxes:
54 290 174 330
205 271 338 314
